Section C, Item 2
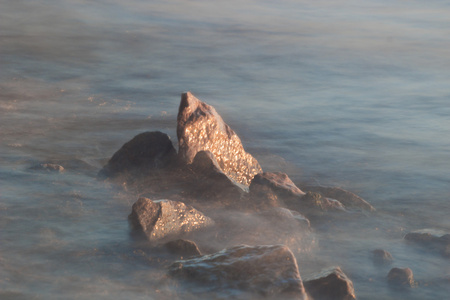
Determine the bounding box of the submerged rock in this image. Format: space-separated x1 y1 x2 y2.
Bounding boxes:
99 131 177 178
128 198 214 242
257 207 310 230
177 92 262 186
387 267 415 288
303 267 356 300
169 244 308 299
372 249 393 266
404 229 450 258
30 163 65 173
164 239 201 257
303 186 375 211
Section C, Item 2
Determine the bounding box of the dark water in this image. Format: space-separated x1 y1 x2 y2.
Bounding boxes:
1 0 449 299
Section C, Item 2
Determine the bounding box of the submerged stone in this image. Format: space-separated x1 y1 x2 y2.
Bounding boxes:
30 163 65 173
164 239 201 257
404 229 450 258
257 207 310 230
372 249 394 266
303 186 375 211
303 267 356 300
169 244 308 299
128 197 214 242
177 92 262 186
387 267 415 288
99 131 177 178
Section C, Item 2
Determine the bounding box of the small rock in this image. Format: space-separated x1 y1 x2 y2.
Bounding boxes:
372 249 393 266
128 198 214 242
164 239 201 257
169 244 308 299
99 131 177 178
257 207 310 230
30 163 64 173
303 267 356 300
303 186 375 211
387 267 415 288
298 192 345 212
250 172 305 198
177 92 262 186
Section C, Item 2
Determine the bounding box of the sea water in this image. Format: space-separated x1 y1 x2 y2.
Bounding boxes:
1 0 449 299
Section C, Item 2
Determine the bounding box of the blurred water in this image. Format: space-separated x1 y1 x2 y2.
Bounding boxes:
1 0 449 299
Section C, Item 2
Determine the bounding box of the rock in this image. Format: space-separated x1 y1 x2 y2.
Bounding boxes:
387 267 415 288
257 207 310 230
372 249 393 266
303 267 356 300
250 172 305 198
99 131 177 178
164 239 201 257
30 163 64 172
169 244 308 299
298 192 345 213
177 92 262 186
188 150 247 201
303 186 375 211
404 229 450 258
128 198 214 242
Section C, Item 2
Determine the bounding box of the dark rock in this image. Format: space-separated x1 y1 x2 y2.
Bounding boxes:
303 267 356 300
372 249 393 266
250 172 305 198
404 229 450 258
99 131 177 178
177 92 262 186
188 150 247 201
387 267 415 288
30 163 64 172
257 207 310 230
164 239 201 257
169 244 308 299
303 186 375 211
298 192 345 212
128 197 214 242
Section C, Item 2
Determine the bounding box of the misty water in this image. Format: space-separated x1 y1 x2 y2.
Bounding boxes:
1 0 449 299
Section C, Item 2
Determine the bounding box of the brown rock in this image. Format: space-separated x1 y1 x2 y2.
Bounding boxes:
164 239 201 257
250 172 305 198
128 197 214 242
99 131 177 178
169 244 308 299
372 249 393 266
404 229 450 258
303 186 375 211
303 267 356 300
387 267 415 288
177 92 262 186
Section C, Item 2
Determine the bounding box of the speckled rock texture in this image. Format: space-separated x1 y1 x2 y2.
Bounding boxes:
169 244 308 300
177 92 262 186
128 197 214 242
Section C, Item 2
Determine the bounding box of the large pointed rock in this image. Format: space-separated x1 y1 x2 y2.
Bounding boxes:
177 92 262 186
169 244 308 299
128 198 214 242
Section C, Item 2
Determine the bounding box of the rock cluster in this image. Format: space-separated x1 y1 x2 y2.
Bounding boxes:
99 92 376 299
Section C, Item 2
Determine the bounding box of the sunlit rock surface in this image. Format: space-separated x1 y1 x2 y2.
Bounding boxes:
372 249 393 266
404 229 450 258
177 92 262 186
303 186 375 211
387 267 415 288
303 267 356 300
169 244 308 300
188 150 248 201
128 198 214 242
99 131 177 178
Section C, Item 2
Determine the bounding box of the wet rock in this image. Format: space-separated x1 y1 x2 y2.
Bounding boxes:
164 239 201 257
404 229 450 258
128 197 214 242
99 131 177 178
250 172 305 198
297 192 345 213
303 186 375 211
177 92 262 186
372 249 393 266
169 244 308 299
188 150 247 201
257 207 310 230
303 267 356 300
387 267 415 288
30 163 64 172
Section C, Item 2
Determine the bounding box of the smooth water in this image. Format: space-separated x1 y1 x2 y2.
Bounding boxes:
1 0 449 299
